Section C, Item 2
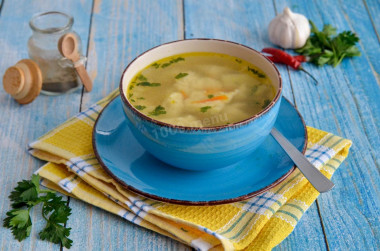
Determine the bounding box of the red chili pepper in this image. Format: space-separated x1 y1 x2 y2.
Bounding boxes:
266 54 307 64
294 55 307 62
266 56 281 63
266 53 307 64
262 48 301 69
262 48 318 85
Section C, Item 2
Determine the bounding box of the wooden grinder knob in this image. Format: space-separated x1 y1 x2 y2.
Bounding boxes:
3 59 42 104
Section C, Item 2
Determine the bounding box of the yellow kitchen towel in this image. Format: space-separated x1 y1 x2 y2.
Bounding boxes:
29 89 352 251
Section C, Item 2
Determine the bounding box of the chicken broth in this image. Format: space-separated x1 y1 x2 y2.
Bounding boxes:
126 52 275 127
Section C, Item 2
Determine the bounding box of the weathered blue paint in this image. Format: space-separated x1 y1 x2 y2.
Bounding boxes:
0 1 93 251
0 0 379 250
274 1 380 251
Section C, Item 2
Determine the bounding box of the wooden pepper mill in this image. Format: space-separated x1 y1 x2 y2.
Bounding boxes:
2 59 42 104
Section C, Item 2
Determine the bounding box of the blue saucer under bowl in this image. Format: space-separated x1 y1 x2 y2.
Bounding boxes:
93 96 307 205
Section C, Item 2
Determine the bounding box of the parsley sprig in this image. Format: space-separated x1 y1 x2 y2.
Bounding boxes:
136 82 161 87
200 106 212 113
175 72 188 79
295 20 361 67
161 57 185 68
3 174 73 248
248 66 266 78
149 105 166 116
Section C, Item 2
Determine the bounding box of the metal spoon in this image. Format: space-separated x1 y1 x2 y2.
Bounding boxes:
58 33 93 92
270 128 334 193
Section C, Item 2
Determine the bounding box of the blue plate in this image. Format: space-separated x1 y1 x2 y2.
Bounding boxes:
93 97 307 205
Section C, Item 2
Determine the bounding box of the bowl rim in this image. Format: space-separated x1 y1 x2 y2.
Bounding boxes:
119 38 283 132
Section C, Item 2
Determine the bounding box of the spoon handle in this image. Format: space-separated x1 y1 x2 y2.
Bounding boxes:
75 64 93 92
270 128 334 193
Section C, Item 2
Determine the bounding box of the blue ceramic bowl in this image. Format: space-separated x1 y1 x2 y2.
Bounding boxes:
119 39 282 171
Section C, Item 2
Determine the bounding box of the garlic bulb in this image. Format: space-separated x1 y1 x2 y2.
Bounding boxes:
268 7 310 49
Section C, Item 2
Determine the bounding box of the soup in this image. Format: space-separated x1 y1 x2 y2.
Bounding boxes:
126 52 275 127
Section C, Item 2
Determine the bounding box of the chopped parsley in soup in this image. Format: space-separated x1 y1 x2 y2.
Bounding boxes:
126 52 275 127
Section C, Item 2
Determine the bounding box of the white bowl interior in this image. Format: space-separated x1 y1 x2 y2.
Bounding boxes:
122 40 281 98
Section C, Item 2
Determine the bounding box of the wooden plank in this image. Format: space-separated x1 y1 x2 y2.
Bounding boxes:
274 0 380 250
363 0 380 43
0 0 93 250
339 0 380 138
81 0 184 107
66 0 190 250
343 0 380 86
183 1 328 250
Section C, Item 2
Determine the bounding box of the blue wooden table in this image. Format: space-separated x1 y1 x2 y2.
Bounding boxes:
0 0 379 250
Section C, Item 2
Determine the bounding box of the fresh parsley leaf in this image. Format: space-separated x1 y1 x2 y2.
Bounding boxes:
3 174 73 248
208 94 214 99
149 105 166 116
9 174 40 208
39 221 72 249
137 74 147 81
322 24 337 37
248 66 266 78
161 63 171 68
175 73 188 79
262 99 271 109
161 57 185 68
345 44 361 57
39 193 72 248
200 106 212 113
3 209 32 241
295 20 360 67
235 59 242 63
136 82 161 87
9 209 30 227
151 62 160 69
135 105 146 110
171 57 185 63
137 97 145 100
40 193 71 224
